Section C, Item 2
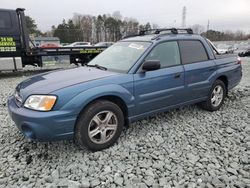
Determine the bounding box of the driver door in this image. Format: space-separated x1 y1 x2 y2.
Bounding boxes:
133 41 185 115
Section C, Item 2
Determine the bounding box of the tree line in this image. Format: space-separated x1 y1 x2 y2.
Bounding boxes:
202 30 250 41
26 13 250 43
185 24 250 41
46 11 155 44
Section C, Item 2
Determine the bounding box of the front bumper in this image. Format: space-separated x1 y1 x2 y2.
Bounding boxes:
8 96 76 141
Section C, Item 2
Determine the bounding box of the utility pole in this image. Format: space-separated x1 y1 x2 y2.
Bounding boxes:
207 20 210 31
182 6 186 28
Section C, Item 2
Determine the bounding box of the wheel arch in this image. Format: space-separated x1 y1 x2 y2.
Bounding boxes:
90 95 128 118
75 94 129 129
216 75 228 93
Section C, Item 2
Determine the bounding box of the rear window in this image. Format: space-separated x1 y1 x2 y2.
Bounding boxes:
179 40 208 64
0 11 12 29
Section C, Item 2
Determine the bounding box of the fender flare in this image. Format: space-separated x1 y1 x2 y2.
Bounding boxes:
60 84 135 116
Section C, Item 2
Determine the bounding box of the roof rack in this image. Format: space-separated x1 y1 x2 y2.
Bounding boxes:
123 28 193 39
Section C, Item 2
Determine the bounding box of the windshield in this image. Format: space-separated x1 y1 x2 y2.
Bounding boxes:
88 41 151 73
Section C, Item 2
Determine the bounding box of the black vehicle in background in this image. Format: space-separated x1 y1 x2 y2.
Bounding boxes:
0 8 107 71
238 48 250 57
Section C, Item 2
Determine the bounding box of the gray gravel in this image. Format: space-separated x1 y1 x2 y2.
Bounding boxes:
0 58 250 188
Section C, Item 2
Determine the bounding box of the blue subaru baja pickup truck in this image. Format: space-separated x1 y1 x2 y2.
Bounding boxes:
8 28 242 151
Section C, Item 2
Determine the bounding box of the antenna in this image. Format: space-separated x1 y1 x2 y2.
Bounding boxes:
182 6 186 28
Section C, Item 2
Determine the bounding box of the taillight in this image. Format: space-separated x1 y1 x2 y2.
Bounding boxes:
237 57 241 64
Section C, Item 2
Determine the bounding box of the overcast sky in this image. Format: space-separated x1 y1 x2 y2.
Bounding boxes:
2 0 250 33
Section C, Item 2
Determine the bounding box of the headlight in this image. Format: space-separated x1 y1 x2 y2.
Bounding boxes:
24 95 57 111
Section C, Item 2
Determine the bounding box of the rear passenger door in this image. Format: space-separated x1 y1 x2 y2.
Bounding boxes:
178 40 216 101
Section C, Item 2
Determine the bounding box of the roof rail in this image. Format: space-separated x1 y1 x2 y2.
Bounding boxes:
123 28 193 39
141 28 194 35
175 28 193 34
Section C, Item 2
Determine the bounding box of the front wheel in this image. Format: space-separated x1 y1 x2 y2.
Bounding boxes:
75 100 124 151
200 80 226 111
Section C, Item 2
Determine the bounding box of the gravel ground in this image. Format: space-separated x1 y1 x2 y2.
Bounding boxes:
0 58 250 188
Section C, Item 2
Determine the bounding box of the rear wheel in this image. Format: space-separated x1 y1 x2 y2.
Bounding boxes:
75 100 124 151
200 80 226 111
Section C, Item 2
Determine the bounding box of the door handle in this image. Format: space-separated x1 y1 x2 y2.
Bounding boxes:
174 73 181 78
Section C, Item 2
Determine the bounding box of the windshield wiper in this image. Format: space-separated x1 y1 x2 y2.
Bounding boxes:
85 64 107 71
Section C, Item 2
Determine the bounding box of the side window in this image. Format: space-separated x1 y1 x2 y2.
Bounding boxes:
0 11 12 29
179 40 208 64
145 41 181 68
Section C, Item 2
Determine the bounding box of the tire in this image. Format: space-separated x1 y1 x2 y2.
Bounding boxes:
75 100 124 151
200 80 226 111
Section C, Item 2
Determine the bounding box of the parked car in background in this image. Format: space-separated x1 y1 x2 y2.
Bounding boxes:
94 42 114 47
238 48 250 57
8 28 242 151
65 42 91 47
216 44 236 54
40 43 61 48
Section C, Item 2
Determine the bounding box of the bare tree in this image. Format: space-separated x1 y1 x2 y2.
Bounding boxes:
112 11 122 20
190 24 205 34
152 23 159 29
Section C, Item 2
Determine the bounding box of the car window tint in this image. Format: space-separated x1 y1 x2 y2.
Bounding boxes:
145 41 181 68
0 11 12 29
179 40 208 64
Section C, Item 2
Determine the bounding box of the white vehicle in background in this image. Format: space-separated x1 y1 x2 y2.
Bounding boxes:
94 42 114 47
216 44 236 54
65 42 91 47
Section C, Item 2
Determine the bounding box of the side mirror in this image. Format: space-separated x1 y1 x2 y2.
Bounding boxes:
142 60 161 72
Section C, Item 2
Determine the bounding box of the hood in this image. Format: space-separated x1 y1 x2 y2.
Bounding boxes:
17 67 118 98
